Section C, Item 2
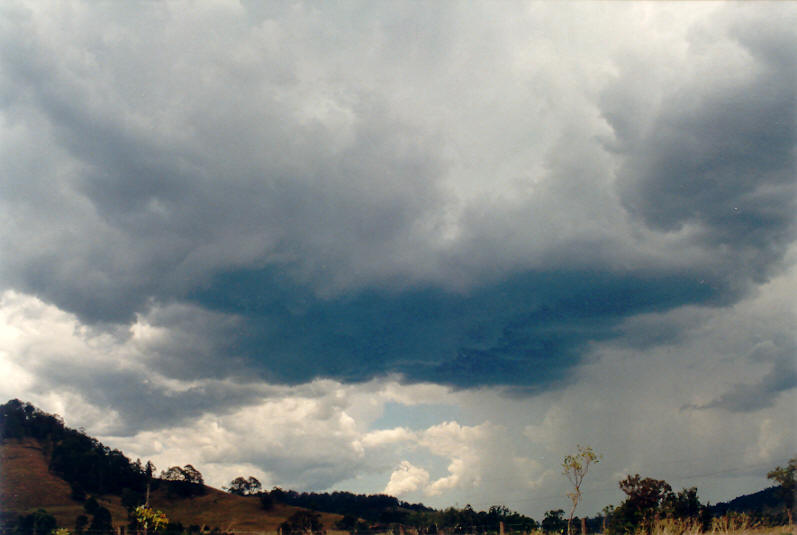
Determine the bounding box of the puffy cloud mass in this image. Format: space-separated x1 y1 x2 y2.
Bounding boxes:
0 0 795 518
1 1 793 389
385 461 431 496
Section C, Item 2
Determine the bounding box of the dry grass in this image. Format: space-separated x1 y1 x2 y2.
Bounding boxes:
0 438 76 511
149 486 344 532
644 516 793 535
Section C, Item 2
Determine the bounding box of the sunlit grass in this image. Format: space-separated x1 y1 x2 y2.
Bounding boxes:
641 515 793 535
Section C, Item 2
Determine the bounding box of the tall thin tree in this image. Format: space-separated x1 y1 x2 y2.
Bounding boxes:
562 445 600 535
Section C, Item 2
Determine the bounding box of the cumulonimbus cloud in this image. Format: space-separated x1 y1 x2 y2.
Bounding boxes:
0 2 794 392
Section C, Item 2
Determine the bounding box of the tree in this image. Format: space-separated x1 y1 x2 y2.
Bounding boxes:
121 488 144 512
224 476 262 496
75 515 88 535
280 510 325 535
767 457 796 529
661 487 702 520
89 506 113 535
16 509 57 535
611 475 672 533
84 497 100 516
145 461 156 506
161 465 205 497
542 510 567 534
181 464 204 485
334 515 369 535
562 445 600 535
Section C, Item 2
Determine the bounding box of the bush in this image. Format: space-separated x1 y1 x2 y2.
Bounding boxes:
280 511 325 535
89 507 113 535
15 510 57 535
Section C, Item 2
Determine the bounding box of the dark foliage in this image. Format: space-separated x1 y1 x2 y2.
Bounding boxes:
0 399 148 497
83 497 100 516
267 488 431 523
606 475 673 534
224 476 262 496
74 515 88 535
662 488 702 520
710 486 783 516
88 507 113 535
160 465 206 498
412 504 537 535
334 515 369 534
14 510 57 535
280 510 324 535
266 490 535 535
163 521 185 535
121 488 145 512
709 486 792 525
767 458 795 526
601 475 790 534
541 510 566 534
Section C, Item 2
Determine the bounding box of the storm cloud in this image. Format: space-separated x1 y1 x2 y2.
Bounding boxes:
1 1 793 391
0 0 795 513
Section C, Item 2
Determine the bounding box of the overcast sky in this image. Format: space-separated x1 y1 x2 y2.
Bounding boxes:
1 0 795 520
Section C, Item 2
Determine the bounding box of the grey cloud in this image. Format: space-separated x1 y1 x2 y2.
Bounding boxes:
32 361 271 435
189 266 720 389
688 338 797 413
0 0 448 323
607 8 796 283
0 1 795 393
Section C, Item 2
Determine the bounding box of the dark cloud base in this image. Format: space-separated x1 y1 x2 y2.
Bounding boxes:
189 266 720 389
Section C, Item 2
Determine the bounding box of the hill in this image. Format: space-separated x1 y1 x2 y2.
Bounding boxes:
709 486 788 518
0 434 346 533
0 400 348 534
0 437 131 530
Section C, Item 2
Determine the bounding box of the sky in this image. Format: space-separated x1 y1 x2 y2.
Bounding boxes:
0 0 795 520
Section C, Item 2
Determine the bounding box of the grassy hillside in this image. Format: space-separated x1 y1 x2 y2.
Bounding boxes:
149 488 343 532
0 437 343 533
0 438 128 528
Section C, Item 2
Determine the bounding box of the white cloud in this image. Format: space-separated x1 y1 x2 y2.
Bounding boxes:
384 461 431 496
362 428 417 449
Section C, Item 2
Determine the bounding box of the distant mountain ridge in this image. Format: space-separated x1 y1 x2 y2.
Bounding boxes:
709 486 786 517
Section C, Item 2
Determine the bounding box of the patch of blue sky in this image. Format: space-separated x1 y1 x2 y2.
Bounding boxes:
371 401 470 431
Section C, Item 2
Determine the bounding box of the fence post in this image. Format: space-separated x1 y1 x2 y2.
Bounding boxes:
580 518 586 535
499 522 504 535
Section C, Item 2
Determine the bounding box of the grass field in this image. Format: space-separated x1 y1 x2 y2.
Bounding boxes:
640 517 793 535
